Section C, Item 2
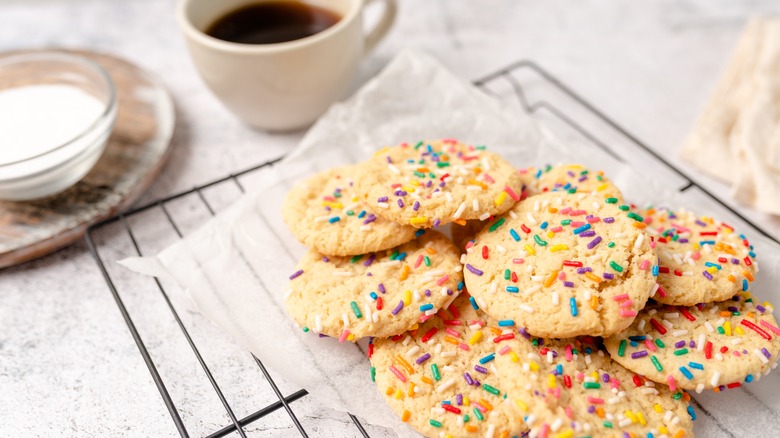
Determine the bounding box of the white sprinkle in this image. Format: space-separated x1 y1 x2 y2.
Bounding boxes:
520 304 534 313
697 334 706 351
710 371 720 387
526 213 537 225
360 225 372 231
402 335 412 346
489 282 498 294
525 285 541 295
441 351 456 358
472 199 479 211
446 192 454 203
754 349 769 364
379 260 402 267
550 418 563 432
436 378 456 393
705 322 715 333
467 185 482 191
672 329 688 336
314 315 322 332
479 212 491 221
387 164 401 174
665 312 679 319
695 383 704 393
496 245 507 254
364 304 371 323
509 211 518 219
552 291 559 305
342 314 350 328
453 202 466 219
441 287 448 296
637 319 646 332
314 215 330 222
334 270 353 277
486 424 496 438
634 233 644 249
377 202 389 209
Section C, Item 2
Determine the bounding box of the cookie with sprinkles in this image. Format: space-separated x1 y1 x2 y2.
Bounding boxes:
534 163 624 201
285 230 463 341
463 191 658 338
641 207 758 306
604 296 780 392
356 139 524 229
282 165 417 256
496 337 694 438
369 294 527 438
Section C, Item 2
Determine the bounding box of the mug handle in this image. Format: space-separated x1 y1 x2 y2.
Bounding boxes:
363 0 397 54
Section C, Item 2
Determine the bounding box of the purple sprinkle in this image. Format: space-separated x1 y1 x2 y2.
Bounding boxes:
551 368 559 376
397 199 404 208
702 271 713 281
464 373 474 385
577 267 593 274
563 281 574 288
456 394 463 406
474 380 481 387
289 269 304 280
426 180 433 188
602 373 610 383
324 206 331 211
416 353 431 364
678 238 689 243
378 283 386 294
567 171 576 178
623 433 630 438
518 327 531 339
474 365 488 374
318 333 328 338
674 340 686 348
689 340 697 348
391 300 404 315
466 264 484 276
413 201 420 211
386 156 392 163
363 214 377 225
757 305 766 313
322 256 329 262
579 230 596 237
447 288 454 296
762 348 772 359
587 236 602 249
695 219 707 227
425 289 431 297
439 181 446 188
631 350 648 359
363 254 376 266
366 272 373 277
603 273 615 280
603 217 615 223
433 218 441 228
588 405 596 414
377 196 388 202
578 175 588 182
731 258 740 265
728 306 739 312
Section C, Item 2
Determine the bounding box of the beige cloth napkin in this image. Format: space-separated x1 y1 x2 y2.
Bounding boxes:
681 18 780 215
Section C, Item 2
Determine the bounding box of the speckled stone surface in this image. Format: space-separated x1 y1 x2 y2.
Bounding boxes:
2 0 780 436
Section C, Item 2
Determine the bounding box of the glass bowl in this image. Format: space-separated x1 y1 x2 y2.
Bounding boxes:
0 51 117 201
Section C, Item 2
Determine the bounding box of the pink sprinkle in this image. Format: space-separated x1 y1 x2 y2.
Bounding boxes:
564 406 573 418
513 258 525 264
760 320 780 335
649 241 657 249
469 320 486 327
559 207 572 215
691 252 701 261
565 344 573 361
644 339 657 352
550 226 564 233
443 138 457 144
552 387 561 399
733 351 741 357
465 241 475 250
640 260 650 270
570 221 585 227
483 174 495 184
570 209 587 216
667 375 676 391
389 365 406 382
499 346 511 355
436 275 449 286
671 222 691 233
414 255 423 268
339 329 350 343
576 372 584 381
613 294 630 302
558 271 566 280
459 343 470 351
620 300 634 308
446 327 460 337
655 285 668 298
473 403 487 413
504 186 520 201
620 309 638 318
610 378 621 389
587 216 601 224
586 396 604 404
419 314 435 323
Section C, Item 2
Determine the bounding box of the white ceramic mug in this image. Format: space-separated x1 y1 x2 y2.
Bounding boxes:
177 0 396 131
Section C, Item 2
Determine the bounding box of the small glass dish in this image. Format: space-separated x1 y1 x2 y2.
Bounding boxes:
0 51 117 201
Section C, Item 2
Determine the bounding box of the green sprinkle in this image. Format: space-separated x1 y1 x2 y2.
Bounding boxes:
607 242 616 248
303 327 309 332
532 338 540 346
651 355 663 371
655 339 665 349
567 188 577 194
619 205 630 211
583 382 601 389
561 219 572 225
618 340 627 357
603 421 613 428
463 414 470 423
370 366 376 382
533 234 548 246
609 261 624 272
429 419 442 428
717 326 725 335
350 255 363 263
436 162 450 168
504 269 511 280
674 348 689 356
414 141 424 149
346 210 354 216
489 217 506 232
482 384 500 395
627 212 644 222
473 408 484 421
424 256 431 267
431 363 441 381
414 171 426 178
428 172 436 179
672 392 683 400
350 301 363 318
544 164 552 172
389 251 399 260
475 145 487 150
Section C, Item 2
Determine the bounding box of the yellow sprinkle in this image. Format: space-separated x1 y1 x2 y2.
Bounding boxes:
585 272 602 283
515 399 528 412
347 334 356 341
637 411 647 426
469 331 483 345
524 244 536 256
351 196 359 202
547 231 555 238
495 191 507 206
401 410 411 422
395 355 414 374
765 301 775 311
463 396 470 405
554 431 574 438
549 244 568 252
547 374 557 389
409 216 428 225
510 351 519 362
653 404 663 413
707 266 718 275
407 182 419 188
544 270 559 288
403 290 411 306
407 382 416 397
529 361 539 371
394 388 403 400
596 183 609 192
400 265 410 281
468 179 488 190
374 147 390 156
723 321 732 336
624 410 637 422
659 427 669 435
321 201 343 209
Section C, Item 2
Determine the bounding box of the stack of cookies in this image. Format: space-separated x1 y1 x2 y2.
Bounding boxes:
283 140 780 438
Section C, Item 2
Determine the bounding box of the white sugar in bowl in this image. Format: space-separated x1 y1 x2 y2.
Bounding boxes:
0 51 117 200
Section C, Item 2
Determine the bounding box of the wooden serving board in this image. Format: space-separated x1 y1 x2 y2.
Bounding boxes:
0 49 175 268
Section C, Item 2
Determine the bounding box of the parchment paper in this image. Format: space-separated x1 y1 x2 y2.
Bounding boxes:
120 50 780 436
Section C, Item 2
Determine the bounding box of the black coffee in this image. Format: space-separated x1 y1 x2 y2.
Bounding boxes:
205 1 341 45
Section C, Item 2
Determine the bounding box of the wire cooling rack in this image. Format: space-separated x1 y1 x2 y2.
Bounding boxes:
84 60 780 438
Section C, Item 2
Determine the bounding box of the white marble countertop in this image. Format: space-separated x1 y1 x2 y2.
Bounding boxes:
2 0 780 436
